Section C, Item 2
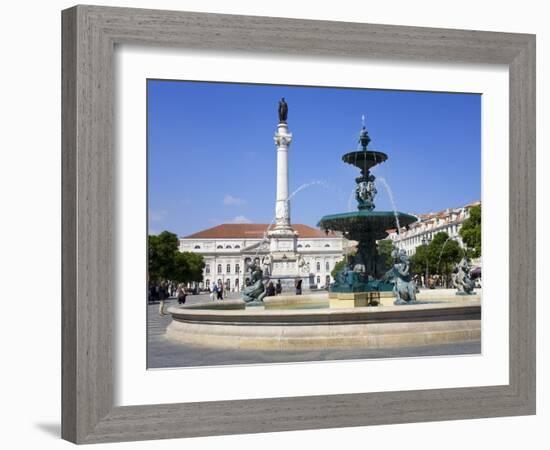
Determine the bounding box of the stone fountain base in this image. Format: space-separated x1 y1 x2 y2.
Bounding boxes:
166 296 481 351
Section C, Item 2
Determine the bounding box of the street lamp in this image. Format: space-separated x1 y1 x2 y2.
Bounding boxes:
421 235 431 288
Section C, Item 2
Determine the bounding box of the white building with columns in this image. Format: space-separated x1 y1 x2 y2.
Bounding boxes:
179 223 346 292
387 201 481 256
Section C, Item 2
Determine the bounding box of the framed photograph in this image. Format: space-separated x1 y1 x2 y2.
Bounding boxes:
62 5 535 444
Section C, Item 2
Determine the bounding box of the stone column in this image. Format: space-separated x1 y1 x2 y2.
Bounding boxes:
273 122 293 231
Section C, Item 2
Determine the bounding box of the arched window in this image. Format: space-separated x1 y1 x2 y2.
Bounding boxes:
205 279 210 289
325 261 330 271
226 264 231 274
305 244 311 248
235 264 240 274
235 245 241 249
316 276 321 284
217 264 222 274
194 245 201 249
225 278 231 290
297 244 303 248
235 278 240 290
205 264 210 274
324 244 330 248
316 262 321 272
226 245 232 249
217 245 223 249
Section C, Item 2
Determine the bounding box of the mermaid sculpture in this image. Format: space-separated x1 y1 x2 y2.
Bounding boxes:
385 247 417 305
454 257 476 295
242 261 267 304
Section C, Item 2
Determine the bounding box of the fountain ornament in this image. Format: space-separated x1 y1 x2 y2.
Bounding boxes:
318 120 417 296
453 256 476 295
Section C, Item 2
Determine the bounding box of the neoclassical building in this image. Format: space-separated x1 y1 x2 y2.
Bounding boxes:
387 201 481 256
180 223 347 292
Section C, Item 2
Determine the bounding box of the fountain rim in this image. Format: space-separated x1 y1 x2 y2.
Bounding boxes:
317 210 418 227
342 150 388 170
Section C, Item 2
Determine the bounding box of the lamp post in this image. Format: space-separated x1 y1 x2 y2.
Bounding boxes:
421 235 431 288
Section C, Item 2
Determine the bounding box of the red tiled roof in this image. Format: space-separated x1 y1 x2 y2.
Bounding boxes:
183 223 334 239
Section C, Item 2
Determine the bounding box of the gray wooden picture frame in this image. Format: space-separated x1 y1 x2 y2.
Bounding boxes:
61 5 536 444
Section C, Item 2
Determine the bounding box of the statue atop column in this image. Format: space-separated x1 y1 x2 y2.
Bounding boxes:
278 97 288 123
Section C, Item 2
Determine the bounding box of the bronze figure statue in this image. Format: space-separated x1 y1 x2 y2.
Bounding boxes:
278 97 288 123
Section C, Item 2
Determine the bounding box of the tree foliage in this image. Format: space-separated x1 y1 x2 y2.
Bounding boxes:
377 239 394 273
410 232 462 281
148 231 205 283
459 205 481 258
331 258 347 279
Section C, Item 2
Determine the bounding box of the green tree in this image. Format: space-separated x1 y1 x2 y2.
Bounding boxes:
410 232 462 286
410 243 430 275
173 251 205 283
331 258 347 279
459 205 481 258
377 239 394 273
148 231 179 282
148 231 204 283
429 232 462 286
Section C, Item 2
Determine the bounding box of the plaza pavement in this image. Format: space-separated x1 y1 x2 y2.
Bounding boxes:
147 291 481 368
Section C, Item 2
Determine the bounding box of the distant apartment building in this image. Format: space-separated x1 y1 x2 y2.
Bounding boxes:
387 201 481 256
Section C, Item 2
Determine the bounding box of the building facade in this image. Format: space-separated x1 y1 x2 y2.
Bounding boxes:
387 201 480 256
180 223 346 292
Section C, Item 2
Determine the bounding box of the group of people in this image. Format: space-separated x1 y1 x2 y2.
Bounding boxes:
264 279 284 297
210 281 225 300
149 281 189 305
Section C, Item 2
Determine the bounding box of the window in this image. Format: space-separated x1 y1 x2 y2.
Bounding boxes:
217 264 222 274
324 244 330 248
316 262 321 272
205 279 210 289
297 244 303 248
225 279 231 290
205 264 210 274
305 244 311 248
217 245 223 249
325 261 330 271
316 276 321 284
226 264 231 274
226 245 232 249
194 245 201 249
235 264 240 274
235 245 241 249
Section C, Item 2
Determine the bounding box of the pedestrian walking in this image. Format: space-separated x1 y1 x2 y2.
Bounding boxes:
295 278 302 295
275 279 282 295
177 286 187 305
266 281 276 297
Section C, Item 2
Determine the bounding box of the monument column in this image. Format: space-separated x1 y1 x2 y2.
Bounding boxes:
273 121 293 231
267 98 299 283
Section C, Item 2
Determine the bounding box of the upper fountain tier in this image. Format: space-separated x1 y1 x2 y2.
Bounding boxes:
342 125 388 175
342 150 388 174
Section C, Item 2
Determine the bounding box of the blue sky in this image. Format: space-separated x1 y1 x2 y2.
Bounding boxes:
147 80 480 237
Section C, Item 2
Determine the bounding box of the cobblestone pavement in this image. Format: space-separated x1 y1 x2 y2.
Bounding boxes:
147 294 481 369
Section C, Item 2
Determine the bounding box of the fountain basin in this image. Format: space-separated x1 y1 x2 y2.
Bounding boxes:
318 210 417 240
166 298 480 351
